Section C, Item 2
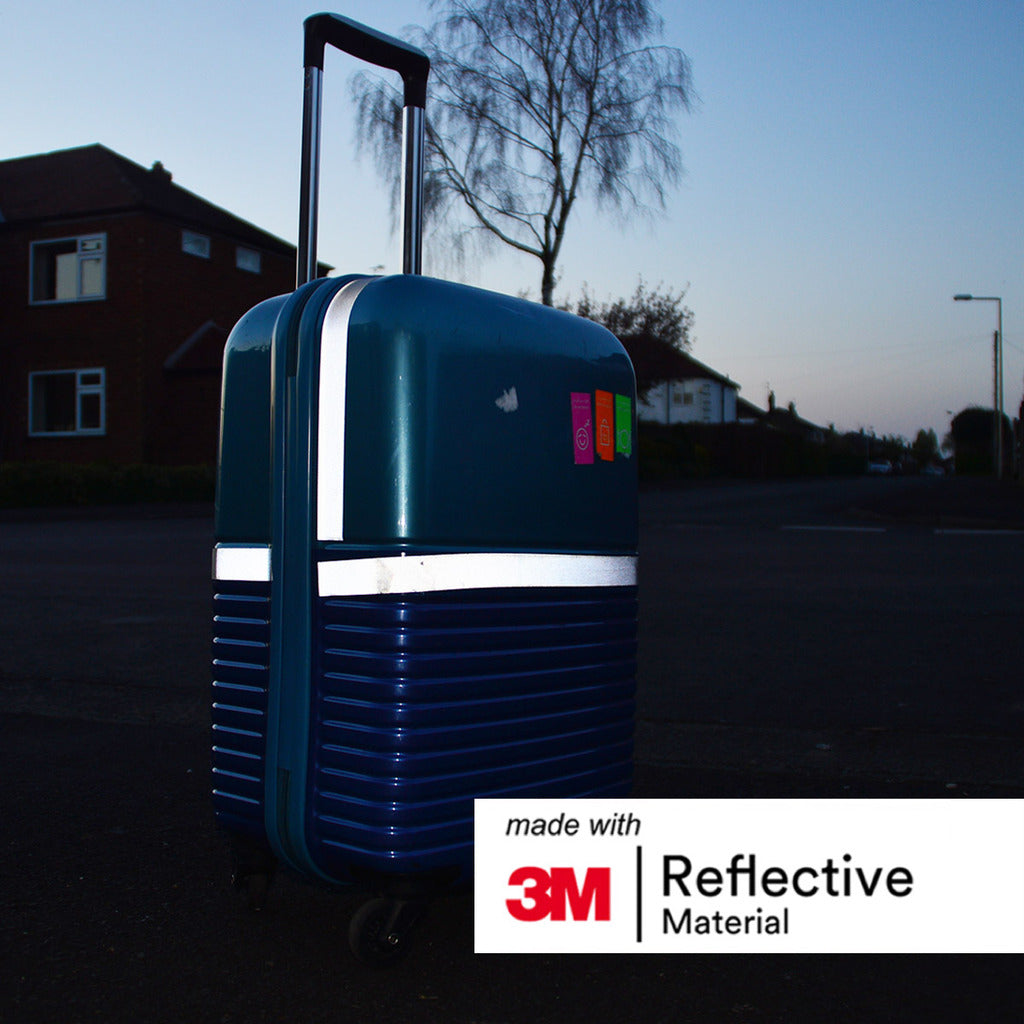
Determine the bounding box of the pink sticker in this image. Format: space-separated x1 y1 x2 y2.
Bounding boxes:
571 392 594 464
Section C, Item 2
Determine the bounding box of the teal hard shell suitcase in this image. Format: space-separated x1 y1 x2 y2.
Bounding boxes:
211 14 638 963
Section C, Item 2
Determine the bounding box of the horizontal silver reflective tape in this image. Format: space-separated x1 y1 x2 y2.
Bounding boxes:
317 552 637 597
213 544 272 582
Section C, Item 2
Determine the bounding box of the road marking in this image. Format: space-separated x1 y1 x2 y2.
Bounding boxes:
934 529 1022 536
781 525 887 533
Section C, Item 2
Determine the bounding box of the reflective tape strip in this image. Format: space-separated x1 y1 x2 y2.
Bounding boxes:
317 278 373 542
213 544 272 582
317 552 637 598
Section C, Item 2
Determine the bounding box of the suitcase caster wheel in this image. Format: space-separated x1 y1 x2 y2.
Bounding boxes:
233 871 272 912
229 838 277 912
348 898 423 968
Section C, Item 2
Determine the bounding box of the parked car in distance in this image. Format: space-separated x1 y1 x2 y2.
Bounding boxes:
867 460 892 475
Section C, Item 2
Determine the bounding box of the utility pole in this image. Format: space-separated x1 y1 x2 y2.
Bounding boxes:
993 330 1000 476
954 294 1004 479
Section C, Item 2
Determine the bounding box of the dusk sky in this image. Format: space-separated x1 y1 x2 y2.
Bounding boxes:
4 0 1021 441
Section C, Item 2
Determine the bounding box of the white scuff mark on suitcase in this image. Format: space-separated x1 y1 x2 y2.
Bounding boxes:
495 386 519 413
376 560 396 594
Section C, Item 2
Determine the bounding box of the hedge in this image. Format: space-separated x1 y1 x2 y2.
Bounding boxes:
0 462 215 508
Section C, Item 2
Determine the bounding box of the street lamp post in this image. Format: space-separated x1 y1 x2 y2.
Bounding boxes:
953 294 1003 479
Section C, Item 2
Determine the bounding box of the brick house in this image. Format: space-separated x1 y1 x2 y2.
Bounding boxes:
0 144 308 465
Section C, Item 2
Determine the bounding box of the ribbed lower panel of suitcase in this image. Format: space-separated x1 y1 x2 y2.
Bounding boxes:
211 581 271 837
308 585 638 877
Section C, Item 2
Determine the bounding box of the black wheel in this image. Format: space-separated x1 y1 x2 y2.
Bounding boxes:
228 836 277 911
233 871 272 912
348 898 423 968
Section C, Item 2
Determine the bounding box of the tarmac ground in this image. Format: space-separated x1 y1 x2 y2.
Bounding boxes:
1 475 1022 1023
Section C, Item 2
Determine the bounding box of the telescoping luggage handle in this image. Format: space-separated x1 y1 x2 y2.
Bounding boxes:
297 13 431 286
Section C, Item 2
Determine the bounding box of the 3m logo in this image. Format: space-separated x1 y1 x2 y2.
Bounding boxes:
506 866 611 922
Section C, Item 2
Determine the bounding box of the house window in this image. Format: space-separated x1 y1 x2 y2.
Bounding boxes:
236 247 261 273
30 235 106 303
29 369 106 436
682 392 694 406
182 230 211 258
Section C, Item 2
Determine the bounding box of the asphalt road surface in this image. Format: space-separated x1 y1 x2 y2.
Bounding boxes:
637 477 1024 790
1 477 1022 1022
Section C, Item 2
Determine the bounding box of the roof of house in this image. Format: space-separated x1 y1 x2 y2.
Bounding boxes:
0 144 296 257
736 396 765 420
674 351 737 389
622 335 738 391
765 400 826 439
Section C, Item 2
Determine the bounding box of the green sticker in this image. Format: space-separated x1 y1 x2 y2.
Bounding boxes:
615 395 632 457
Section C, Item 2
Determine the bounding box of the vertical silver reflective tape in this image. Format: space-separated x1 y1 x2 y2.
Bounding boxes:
296 66 323 287
213 544 272 582
316 277 375 542
400 104 425 275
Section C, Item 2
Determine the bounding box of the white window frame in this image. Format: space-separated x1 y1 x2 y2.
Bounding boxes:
182 230 211 259
29 234 107 304
28 368 107 437
236 246 261 274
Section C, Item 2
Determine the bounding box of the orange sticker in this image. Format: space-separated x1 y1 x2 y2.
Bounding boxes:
595 390 614 461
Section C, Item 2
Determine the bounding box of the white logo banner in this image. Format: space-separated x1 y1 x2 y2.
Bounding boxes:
474 798 1024 953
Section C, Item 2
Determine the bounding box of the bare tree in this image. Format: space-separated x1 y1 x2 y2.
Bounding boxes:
352 0 693 305
570 280 694 399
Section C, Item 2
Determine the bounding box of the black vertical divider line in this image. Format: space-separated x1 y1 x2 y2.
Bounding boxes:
636 845 643 943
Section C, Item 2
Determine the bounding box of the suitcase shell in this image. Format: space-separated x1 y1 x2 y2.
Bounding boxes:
213 273 638 884
211 15 638 892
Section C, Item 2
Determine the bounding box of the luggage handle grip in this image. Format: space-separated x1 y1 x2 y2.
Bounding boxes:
297 13 430 286
304 13 429 108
